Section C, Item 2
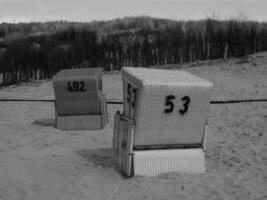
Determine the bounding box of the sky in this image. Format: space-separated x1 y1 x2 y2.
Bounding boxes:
0 0 266 23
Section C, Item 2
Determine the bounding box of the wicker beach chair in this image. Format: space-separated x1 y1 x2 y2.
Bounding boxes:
53 68 108 130
113 67 213 176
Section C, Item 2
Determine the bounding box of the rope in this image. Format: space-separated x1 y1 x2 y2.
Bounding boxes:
0 98 266 104
210 98 267 104
0 99 54 102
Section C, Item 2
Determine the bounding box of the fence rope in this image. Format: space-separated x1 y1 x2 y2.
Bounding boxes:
0 98 266 104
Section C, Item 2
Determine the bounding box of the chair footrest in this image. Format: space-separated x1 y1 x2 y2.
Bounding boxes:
133 148 206 176
56 114 106 130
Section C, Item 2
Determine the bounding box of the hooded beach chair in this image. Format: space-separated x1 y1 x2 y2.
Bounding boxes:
53 68 108 130
113 67 213 176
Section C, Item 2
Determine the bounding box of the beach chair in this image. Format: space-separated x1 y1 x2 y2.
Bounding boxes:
53 68 108 130
113 67 213 176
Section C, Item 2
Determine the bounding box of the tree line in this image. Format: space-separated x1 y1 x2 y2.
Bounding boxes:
0 17 267 86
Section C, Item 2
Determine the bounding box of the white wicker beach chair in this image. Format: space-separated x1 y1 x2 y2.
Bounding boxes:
53 68 108 130
113 67 213 176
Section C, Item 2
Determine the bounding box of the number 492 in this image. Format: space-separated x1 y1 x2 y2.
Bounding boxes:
67 81 86 92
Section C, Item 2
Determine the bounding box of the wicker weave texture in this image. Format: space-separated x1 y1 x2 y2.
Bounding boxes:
122 67 213 146
122 79 138 119
53 68 102 80
56 114 103 130
53 68 103 115
135 85 211 145
122 79 129 118
122 67 213 87
53 79 101 115
133 148 206 176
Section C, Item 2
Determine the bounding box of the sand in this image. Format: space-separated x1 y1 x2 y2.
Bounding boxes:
0 52 266 200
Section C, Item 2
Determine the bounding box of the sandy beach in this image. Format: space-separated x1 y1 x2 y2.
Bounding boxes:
0 52 266 200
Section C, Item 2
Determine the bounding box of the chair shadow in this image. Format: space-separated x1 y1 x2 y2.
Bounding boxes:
32 118 55 127
75 148 114 168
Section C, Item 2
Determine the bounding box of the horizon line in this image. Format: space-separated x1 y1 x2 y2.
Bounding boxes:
1 15 267 24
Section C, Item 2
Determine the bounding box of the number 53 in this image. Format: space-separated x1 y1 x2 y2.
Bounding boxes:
164 95 190 115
